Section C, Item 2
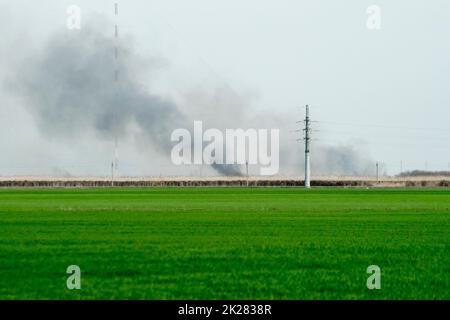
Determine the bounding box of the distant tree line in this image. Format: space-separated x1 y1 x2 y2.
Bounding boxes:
398 170 450 177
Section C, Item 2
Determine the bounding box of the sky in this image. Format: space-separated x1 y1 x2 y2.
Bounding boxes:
0 0 449 177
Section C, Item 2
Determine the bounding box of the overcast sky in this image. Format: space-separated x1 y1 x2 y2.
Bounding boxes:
1 0 450 176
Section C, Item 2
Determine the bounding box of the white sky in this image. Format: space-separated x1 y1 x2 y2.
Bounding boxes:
1 0 450 175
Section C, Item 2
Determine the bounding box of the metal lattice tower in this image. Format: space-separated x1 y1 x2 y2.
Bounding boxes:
304 105 311 188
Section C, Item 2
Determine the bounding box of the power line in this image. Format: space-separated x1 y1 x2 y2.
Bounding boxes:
315 131 450 143
316 120 450 132
316 138 450 150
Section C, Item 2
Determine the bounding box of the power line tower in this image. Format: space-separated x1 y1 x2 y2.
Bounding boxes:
296 105 312 188
303 105 311 188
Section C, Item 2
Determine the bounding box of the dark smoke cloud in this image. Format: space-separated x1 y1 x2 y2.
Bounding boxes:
311 144 374 176
5 22 372 177
13 27 184 153
211 163 242 176
9 25 240 176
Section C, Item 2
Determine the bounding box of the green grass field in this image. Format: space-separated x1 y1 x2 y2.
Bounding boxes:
0 187 449 299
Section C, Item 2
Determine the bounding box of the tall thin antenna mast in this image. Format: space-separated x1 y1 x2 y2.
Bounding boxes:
304 105 311 188
246 160 249 187
113 2 119 181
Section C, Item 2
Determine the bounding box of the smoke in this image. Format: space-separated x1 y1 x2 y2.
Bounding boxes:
8 24 243 175
4 20 373 178
12 27 184 153
211 163 243 176
311 144 374 176
269 130 374 177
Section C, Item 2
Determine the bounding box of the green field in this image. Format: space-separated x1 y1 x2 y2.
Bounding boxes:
0 187 449 299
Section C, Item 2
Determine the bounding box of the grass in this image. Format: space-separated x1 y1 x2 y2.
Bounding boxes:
0 187 449 300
